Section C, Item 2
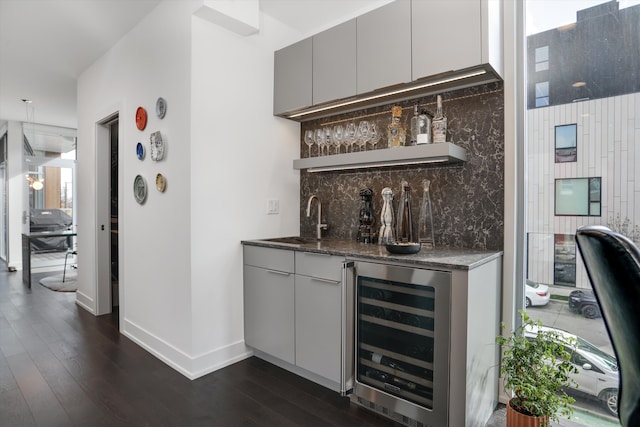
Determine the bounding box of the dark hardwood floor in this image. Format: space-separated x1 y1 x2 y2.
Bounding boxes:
0 266 397 427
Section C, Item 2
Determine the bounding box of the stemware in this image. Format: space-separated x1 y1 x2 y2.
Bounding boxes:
315 128 325 156
357 120 371 151
304 129 315 158
324 127 333 155
369 122 381 150
332 125 344 154
345 122 357 153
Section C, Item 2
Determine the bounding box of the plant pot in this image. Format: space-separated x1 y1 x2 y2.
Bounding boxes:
506 399 549 427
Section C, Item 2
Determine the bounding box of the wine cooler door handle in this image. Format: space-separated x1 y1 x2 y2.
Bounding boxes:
341 261 355 396
310 277 339 285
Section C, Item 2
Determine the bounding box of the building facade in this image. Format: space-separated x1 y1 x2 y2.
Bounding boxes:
527 1 640 287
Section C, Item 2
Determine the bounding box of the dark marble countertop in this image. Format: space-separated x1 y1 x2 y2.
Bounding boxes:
241 237 502 271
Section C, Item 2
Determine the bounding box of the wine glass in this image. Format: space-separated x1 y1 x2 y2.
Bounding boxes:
345 122 357 153
315 128 325 156
332 125 344 154
304 129 315 158
369 122 381 150
357 120 371 151
324 127 333 155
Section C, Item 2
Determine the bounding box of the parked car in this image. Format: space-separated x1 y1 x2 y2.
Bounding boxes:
525 325 619 417
568 289 602 319
525 279 550 307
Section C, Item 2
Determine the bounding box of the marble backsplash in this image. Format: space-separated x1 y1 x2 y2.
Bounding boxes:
299 82 504 251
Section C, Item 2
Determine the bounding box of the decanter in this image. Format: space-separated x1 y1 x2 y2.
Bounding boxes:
378 187 396 245
357 188 376 244
417 179 435 249
396 180 413 243
387 105 406 148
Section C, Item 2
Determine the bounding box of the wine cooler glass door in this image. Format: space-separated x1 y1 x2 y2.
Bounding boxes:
352 262 451 427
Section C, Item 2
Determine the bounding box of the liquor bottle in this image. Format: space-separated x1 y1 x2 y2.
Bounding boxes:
417 108 432 144
409 105 419 146
431 95 447 143
387 105 406 148
396 181 413 243
417 179 435 249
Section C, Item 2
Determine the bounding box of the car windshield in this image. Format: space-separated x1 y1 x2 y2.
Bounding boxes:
576 337 618 371
526 279 539 289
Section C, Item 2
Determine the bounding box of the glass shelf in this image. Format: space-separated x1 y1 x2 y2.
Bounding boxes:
293 142 467 172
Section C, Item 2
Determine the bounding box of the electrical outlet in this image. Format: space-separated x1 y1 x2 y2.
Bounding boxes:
267 199 280 214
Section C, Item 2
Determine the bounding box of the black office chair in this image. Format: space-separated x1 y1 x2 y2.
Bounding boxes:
575 225 640 427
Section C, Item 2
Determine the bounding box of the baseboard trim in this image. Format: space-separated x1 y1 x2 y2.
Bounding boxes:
122 318 251 380
75 291 95 314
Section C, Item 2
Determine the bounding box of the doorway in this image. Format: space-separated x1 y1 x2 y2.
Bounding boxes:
96 114 119 316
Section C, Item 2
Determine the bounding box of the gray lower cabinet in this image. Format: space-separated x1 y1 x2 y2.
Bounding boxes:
243 246 295 364
294 252 345 384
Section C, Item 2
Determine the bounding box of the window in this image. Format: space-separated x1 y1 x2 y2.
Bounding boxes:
535 81 549 107
554 234 576 286
555 178 601 216
535 45 549 71
555 124 577 163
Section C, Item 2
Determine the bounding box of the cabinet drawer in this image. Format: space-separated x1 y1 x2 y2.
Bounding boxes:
244 246 294 273
295 252 344 281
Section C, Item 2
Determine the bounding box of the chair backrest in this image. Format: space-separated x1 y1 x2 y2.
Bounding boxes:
575 225 640 427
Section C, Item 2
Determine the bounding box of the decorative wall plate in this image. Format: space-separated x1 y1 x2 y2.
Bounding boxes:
156 97 167 119
150 131 165 161
155 173 166 192
136 142 145 160
133 175 147 204
136 106 147 131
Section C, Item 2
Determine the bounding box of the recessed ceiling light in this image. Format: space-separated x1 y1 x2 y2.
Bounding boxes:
572 81 586 88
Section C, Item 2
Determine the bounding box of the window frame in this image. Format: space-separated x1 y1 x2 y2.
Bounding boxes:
554 177 602 217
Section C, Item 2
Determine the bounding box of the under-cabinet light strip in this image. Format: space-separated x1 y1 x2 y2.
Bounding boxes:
288 69 487 119
307 157 449 173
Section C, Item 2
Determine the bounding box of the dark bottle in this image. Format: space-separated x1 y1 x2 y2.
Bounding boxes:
396 180 414 243
366 350 406 372
356 188 376 243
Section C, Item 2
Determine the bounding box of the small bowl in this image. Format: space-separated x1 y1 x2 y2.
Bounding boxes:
385 242 421 255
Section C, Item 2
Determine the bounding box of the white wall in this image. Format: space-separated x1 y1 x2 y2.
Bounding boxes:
77 0 301 378
188 10 300 375
77 0 196 374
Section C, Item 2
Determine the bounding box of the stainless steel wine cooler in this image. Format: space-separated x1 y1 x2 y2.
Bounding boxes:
350 261 451 427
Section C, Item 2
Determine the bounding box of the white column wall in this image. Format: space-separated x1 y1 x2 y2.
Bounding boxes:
189 13 300 374
7 121 25 270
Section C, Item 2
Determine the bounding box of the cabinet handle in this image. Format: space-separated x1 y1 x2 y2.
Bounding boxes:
266 269 290 277
310 277 339 285
303 252 331 258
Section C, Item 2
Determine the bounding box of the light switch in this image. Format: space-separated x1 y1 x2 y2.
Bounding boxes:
267 199 280 214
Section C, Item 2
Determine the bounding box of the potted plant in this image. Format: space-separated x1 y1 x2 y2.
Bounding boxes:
496 310 579 427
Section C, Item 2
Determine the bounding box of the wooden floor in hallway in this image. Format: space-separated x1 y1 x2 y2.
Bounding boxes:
0 267 395 427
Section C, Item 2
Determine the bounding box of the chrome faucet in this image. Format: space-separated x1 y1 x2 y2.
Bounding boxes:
306 194 328 240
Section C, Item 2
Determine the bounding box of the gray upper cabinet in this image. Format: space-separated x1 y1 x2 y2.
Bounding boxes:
273 37 312 115
412 0 503 80
356 0 412 95
313 19 357 105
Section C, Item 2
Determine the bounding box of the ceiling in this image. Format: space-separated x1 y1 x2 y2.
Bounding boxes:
0 0 389 131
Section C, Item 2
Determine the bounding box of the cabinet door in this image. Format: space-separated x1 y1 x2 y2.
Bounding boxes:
313 19 357 105
357 0 412 94
273 37 312 115
295 274 342 383
244 265 295 364
411 0 482 80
